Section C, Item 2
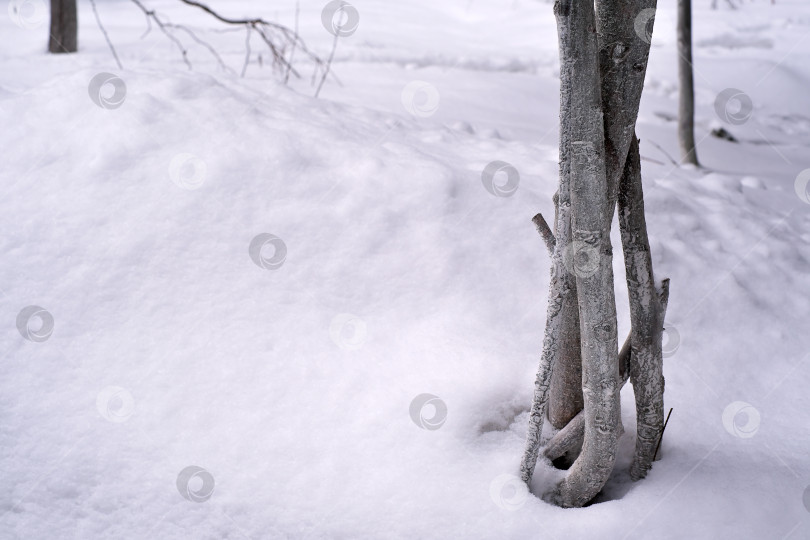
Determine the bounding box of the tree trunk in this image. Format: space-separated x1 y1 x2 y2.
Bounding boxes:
544 334 631 462
531 211 584 435
677 0 699 166
618 137 670 479
540 0 660 469
520 0 668 509
542 0 621 508
519 189 579 484
49 0 77 53
547 237 584 432
595 0 658 197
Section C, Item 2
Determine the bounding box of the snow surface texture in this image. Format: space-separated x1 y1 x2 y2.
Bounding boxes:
2 0 810 538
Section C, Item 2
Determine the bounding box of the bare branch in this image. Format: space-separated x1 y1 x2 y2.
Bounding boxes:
315 32 339 98
653 407 673 461
176 0 324 69
532 213 556 255
284 1 300 85
130 0 192 69
89 0 123 70
241 25 252 77
126 0 325 82
176 0 262 25
640 155 665 166
166 22 232 74
647 139 680 167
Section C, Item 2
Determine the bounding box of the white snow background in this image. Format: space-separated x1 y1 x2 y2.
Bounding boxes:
1 0 810 538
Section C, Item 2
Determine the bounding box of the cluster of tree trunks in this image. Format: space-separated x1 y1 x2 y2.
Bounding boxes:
520 0 671 508
44 0 674 509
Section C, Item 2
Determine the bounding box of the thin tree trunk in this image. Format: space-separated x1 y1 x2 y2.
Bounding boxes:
595 0 658 198
544 0 621 508
519 2 584 481
547 189 584 434
533 205 583 436
617 138 671 479
49 0 78 53
519 192 579 484
677 0 699 165
547 294 583 431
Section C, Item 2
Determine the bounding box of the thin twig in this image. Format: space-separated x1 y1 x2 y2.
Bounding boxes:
126 0 325 81
177 0 262 25
176 0 324 68
89 0 123 69
241 25 252 77
254 24 288 76
284 1 300 84
166 23 232 74
130 0 192 69
647 139 679 166
653 408 674 461
640 155 665 166
315 31 339 98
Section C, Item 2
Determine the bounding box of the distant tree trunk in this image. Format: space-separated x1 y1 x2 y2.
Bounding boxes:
49 0 77 53
677 0 699 166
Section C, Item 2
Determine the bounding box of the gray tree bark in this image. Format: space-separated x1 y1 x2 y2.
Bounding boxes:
544 251 671 475
534 135 584 436
677 0 699 166
544 334 631 462
618 139 671 479
520 0 668 509
542 0 621 508
519 191 579 483
541 0 660 470
49 0 78 53
545 176 583 438
595 0 657 195
547 205 584 433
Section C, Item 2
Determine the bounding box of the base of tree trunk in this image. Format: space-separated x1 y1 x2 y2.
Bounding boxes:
519 0 666 508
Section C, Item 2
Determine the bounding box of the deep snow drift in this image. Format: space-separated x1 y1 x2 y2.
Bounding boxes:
1 0 809 538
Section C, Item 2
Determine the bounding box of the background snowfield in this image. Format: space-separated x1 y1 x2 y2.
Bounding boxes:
1 0 810 538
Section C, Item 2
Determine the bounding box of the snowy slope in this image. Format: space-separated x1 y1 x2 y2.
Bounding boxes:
1 0 809 538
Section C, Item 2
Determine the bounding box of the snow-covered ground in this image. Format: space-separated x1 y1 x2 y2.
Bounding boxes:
1 0 809 538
